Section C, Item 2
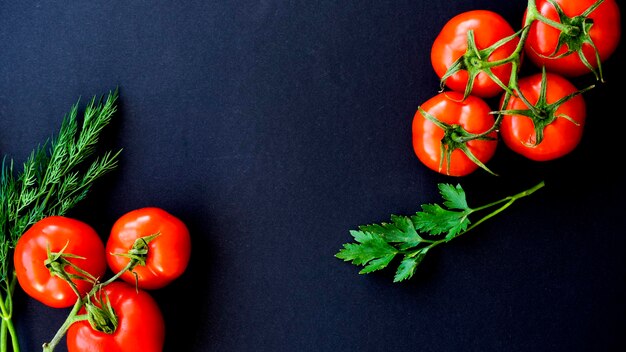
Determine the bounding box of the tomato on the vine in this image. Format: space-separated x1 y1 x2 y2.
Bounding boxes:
431 9 519 98
13 216 106 308
499 70 587 161
66 281 165 352
412 91 498 177
106 207 191 290
523 0 621 78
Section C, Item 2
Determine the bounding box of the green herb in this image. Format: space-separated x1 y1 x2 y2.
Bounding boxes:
335 181 544 282
0 89 121 352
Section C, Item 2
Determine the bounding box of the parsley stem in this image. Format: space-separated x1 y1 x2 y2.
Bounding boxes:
468 180 545 232
423 181 545 251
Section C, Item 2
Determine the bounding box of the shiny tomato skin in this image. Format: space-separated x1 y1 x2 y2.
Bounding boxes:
106 207 191 290
500 72 586 161
66 281 165 352
524 0 621 77
412 91 498 177
13 216 106 308
431 10 518 98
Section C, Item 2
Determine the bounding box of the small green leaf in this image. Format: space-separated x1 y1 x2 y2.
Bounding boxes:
412 204 470 238
393 249 428 283
359 254 396 274
359 214 423 249
335 231 398 266
438 183 468 210
444 221 470 242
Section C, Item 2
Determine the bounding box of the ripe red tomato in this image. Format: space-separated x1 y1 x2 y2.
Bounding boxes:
13 216 106 308
523 0 621 77
106 207 191 290
431 10 519 98
66 281 165 352
412 91 498 177
499 71 586 161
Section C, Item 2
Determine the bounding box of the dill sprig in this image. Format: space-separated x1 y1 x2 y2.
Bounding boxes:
0 89 121 352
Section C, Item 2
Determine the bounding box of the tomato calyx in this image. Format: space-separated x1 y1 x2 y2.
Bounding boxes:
527 0 606 81
418 106 497 176
109 232 161 287
440 29 519 100
497 67 594 147
83 288 118 334
112 232 160 269
44 242 99 297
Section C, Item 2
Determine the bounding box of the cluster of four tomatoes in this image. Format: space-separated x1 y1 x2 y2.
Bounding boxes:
412 0 621 176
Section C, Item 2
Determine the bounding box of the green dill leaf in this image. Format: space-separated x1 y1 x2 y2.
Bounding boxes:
359 214 424 250
412 204 470 239
439 183 469 210
335 230 398 267
0 89 122 351
1 88 121 280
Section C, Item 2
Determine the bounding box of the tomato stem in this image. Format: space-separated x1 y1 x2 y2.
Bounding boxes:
42 297 86 352
525 1 565 32
41 260 136 351
473 21 531 139
101 256 137 287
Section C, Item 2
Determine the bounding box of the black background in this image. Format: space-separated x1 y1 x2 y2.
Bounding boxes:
1 0 625 351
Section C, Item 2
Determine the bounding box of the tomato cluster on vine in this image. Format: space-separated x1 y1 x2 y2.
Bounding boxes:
13 207 191 352
412 0 621 177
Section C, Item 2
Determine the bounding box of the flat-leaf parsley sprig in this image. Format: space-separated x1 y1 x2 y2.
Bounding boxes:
335 181 545 282
0 89 121 352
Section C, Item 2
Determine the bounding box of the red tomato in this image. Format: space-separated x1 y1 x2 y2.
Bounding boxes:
66 281 165 352
499 72 586 161
412 91 498 177
13 216 106 308
523 0 621 77
106 207 191 290
431 10 519 98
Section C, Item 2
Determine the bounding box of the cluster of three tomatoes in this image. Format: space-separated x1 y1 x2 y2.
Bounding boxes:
14 207 191 351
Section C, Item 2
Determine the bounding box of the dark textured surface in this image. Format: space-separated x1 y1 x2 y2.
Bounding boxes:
1 1 624 351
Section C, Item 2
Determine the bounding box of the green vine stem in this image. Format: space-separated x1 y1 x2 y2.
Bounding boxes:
41 261 134 352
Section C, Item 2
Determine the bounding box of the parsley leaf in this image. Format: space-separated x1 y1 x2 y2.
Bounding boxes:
412 203 470 241
336 181 545 283
394 248 429 283
439 183 468 210
359 214 424 250
335 230 398 273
